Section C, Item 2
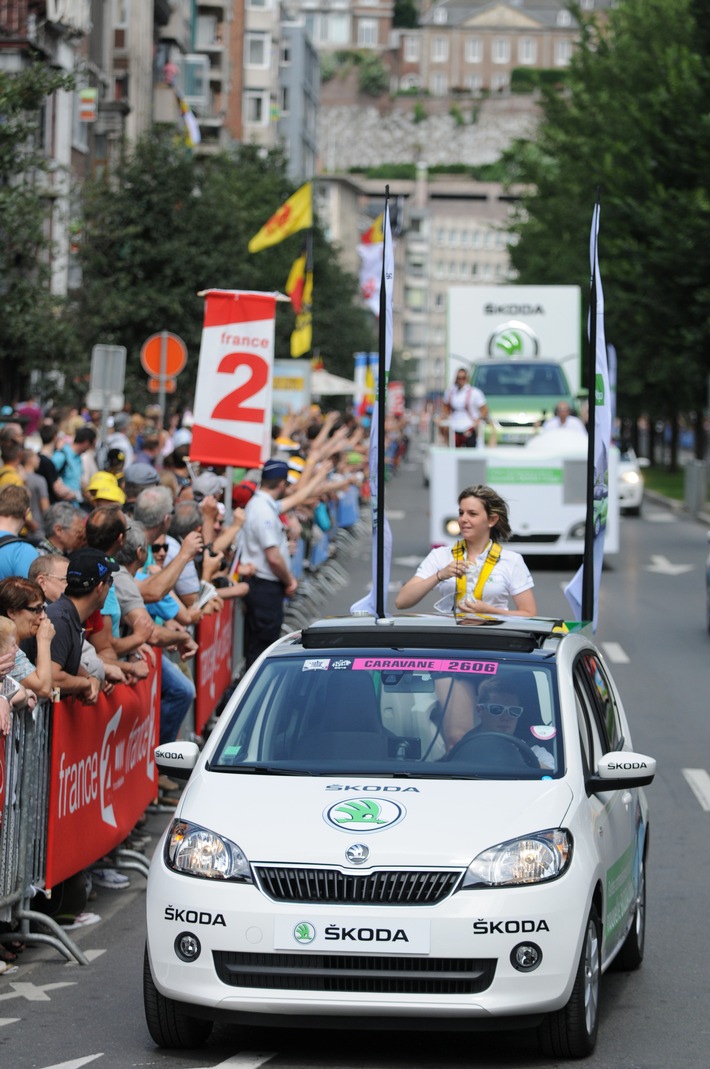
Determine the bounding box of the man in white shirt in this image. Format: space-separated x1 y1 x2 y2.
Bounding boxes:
240 458 298 668
442 368 488 447
541 402 587 435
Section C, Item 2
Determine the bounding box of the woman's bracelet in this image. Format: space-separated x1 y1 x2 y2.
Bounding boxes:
436 570 441 582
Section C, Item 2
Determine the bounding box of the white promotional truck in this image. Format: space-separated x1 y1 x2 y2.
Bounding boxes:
425 285 619 557
428 433 619 557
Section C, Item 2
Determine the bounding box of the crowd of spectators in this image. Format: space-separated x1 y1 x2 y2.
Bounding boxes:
0 397 377 949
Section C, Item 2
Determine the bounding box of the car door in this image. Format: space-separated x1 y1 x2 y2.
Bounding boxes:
573 651 640 961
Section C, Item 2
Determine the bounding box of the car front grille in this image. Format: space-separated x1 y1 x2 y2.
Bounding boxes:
213 951 495 994
253 866 461 905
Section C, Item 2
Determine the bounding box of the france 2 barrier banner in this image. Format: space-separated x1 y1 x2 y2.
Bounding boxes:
195 600 235 736
45 663 161 888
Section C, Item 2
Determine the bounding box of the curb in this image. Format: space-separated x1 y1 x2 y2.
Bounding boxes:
644 489 710 527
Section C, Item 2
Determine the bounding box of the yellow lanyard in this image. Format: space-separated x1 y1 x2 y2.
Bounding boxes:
451 539 502 607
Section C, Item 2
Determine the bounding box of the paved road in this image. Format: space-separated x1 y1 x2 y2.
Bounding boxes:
3 454 710 1068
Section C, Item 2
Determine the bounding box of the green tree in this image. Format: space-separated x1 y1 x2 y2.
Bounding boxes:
0 65 76 400
72 134 373 409
503 0 710 464
393 0 418 29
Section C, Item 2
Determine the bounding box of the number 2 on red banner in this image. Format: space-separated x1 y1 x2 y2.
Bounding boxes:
211 352 268 423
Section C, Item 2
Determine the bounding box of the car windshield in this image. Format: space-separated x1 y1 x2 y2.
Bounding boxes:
474 363 569 397
210 652 562 779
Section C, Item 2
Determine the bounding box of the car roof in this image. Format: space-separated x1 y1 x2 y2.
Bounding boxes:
279 614 584 656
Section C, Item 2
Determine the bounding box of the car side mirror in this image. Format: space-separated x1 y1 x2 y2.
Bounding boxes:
586 751 656 795
155 740 199 781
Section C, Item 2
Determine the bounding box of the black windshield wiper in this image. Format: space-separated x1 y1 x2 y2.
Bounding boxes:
210 764 314 775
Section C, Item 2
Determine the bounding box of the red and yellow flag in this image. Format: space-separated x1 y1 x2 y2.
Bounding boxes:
248 182 313 254
361 212 384 245
290 269 313 357
286 249 307 314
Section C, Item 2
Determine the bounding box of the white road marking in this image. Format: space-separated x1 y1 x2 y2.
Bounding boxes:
644 512 676 523
203 1056 277 1069
0 1018 20 1027
385 509 405 521
601 642 630 664
65 949 106 966
0 981 76 1003
644 555 693 576
40 1056 103 1069
682 769 710 811
394 555 422 568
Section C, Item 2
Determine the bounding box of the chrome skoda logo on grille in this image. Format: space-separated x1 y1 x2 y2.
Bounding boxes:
293 922 316 944
345 843 369 865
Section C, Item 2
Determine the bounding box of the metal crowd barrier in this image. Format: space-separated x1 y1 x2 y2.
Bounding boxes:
282 494 370 633
0 698 89 965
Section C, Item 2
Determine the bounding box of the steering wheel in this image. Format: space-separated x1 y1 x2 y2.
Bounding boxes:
444 730 540 769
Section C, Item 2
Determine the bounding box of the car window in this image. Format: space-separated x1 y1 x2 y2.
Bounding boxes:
576 652 623 752
210 653 562 779
474 363 568 397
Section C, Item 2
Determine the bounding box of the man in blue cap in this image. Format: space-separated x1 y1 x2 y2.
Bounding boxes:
240 458 298 667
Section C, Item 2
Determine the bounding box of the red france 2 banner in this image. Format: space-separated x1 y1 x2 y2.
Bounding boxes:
45 664 161 889
194 601 236 736
190 290 276 468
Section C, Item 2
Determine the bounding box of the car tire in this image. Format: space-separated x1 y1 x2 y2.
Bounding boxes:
143 946 213 1049
612 860 646 971
538 904 601 1058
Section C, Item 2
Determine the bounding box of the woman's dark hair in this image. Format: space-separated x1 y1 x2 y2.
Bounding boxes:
457 485 511 542
0 576 44 616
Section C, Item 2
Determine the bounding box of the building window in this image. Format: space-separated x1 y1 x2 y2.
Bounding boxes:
518 37 536 64
280 40 291 65
436 228 446 246
492 73 508 91
433 7 447 24
406 287 426 311
492 38 510 63
464 37 482 64
245 33 270 68
330 14 351 44
434 292 444 308
432 36 448 63
196 15 218 46
460 231 469 247
244 90 269 125
400 74 421 90
280 85 290 115
465 73 483 92
404 35 420 63
434 261 445 279
113 0 128 28
358 19 377 47
430 72 448 95
557 9 572 26
247 0 271 7
555 39 573 66
449 229 458 246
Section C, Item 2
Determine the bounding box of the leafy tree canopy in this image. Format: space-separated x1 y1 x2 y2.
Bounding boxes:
502 0 710 430
0 64 76 399
71 135 375 411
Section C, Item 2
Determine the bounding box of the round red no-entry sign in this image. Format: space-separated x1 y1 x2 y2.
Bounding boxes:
140 332 187 378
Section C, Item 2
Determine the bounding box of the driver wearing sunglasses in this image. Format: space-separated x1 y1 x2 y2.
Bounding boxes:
469 675 554 769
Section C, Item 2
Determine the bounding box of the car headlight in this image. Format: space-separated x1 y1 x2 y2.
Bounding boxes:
165 819 252 882
620 471 641 486
461 829 572 888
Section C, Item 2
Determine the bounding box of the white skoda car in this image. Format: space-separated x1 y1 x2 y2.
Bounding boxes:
144 615 654 1059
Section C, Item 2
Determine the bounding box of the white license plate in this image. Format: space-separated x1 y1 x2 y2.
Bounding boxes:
274 916 431 954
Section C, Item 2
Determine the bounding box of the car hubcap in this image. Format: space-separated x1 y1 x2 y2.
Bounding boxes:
584 919 600 1033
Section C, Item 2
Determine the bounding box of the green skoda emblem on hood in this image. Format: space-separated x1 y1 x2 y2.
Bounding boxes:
294 922 316 944
325 797 404 833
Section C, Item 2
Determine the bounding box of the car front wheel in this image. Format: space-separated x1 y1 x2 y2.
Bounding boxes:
143 946 213 1049
538 904 601 1058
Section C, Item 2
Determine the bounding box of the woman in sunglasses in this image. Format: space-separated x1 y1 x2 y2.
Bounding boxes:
449 674 553 769
0 576 55 699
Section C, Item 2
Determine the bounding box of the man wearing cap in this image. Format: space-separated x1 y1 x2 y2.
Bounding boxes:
46 548 119 703
240 458 298 667
122 462 160 515
86 472 126 508
106 412 134 467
